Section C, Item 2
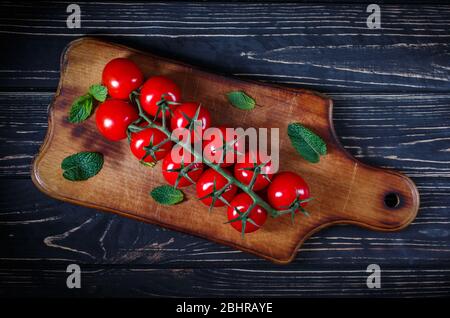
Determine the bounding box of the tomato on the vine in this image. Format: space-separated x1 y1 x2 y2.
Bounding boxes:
162 152 204 188
203 126 243 167
95 99 139 141
234 151 274 191
129 127 172 164
196 168 237 207
171 102 211 144
267 171 310 211
227 193 267 233
102 58 143 100
139 76 181 119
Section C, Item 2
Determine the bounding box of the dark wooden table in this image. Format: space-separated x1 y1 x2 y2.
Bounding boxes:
1 1 449 297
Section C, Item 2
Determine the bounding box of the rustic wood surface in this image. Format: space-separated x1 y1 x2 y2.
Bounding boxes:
0 1 449 297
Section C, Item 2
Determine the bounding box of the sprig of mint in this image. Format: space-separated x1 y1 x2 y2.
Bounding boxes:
226 91 255 110
150 185 184 205
61 151 104 181
287 123 327 163
68 84 108 123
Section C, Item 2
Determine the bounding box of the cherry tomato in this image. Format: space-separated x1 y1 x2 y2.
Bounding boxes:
129 127 172 164
267 171 310 211
227 193 267 234
171 102 211 144
234 151 275 191
139 76 181 119
162 152 204 188
196 168 237 207
102 58 143 100
95 99 139 141
203 126 243 167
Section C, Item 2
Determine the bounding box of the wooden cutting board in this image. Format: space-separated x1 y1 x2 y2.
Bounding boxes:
32 38 420 264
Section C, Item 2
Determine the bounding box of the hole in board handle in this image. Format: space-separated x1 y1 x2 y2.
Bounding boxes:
384 192 401 209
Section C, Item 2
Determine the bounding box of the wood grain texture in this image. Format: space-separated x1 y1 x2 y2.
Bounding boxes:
1 2 450 92
1 178 449 297
2 92 450 180
2 265 450 298
32 38 419 264
0 1 449 297
1 93 448 266
1 180 448 267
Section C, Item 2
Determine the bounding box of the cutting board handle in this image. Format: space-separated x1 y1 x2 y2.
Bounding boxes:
328 151 420 231
320 101 420 231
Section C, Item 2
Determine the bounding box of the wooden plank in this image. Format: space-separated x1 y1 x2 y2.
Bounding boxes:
1 92 449 179
1 91 448 267
0 3 450 92
1 178 448 267
0 92 48 178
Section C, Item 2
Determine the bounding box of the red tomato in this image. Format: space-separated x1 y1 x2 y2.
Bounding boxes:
139 76 181 119
170 102 211 144
196 169 237 207
95 99 139 141
267 171 310 211
162 152 204 188
129 127 172 164
234 151 275 191
102 58 143 100
203 126 243 167
227 193 267 234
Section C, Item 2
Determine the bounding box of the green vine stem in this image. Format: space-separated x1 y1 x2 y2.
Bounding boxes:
128 91 307 220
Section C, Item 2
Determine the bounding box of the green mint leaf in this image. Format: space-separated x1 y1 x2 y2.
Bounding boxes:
287 123 327 163
89 84 108 102
150 185 184 205
226 91 255 110
68 94 94 123
61 151 104 181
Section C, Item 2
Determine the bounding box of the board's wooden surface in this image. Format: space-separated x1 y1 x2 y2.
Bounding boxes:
32 38 418 263
1 2 449 297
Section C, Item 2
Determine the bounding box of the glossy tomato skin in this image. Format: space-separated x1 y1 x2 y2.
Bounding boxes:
171 102 211 144
227 193 267 233
234 152 275 191
203 126 243 167
139 76 181 119
102 58 143 99
129 127 173 163
196 169 237 207
162 153 204 188
95 99 139 141
267 171 310 211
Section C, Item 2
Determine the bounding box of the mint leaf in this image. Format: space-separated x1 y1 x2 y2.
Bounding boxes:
89 84 108 102
150 185 184 205
61 151 104 181
226 91 255 110
68 94 94 123
68 84 107 123
287 123 327 163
